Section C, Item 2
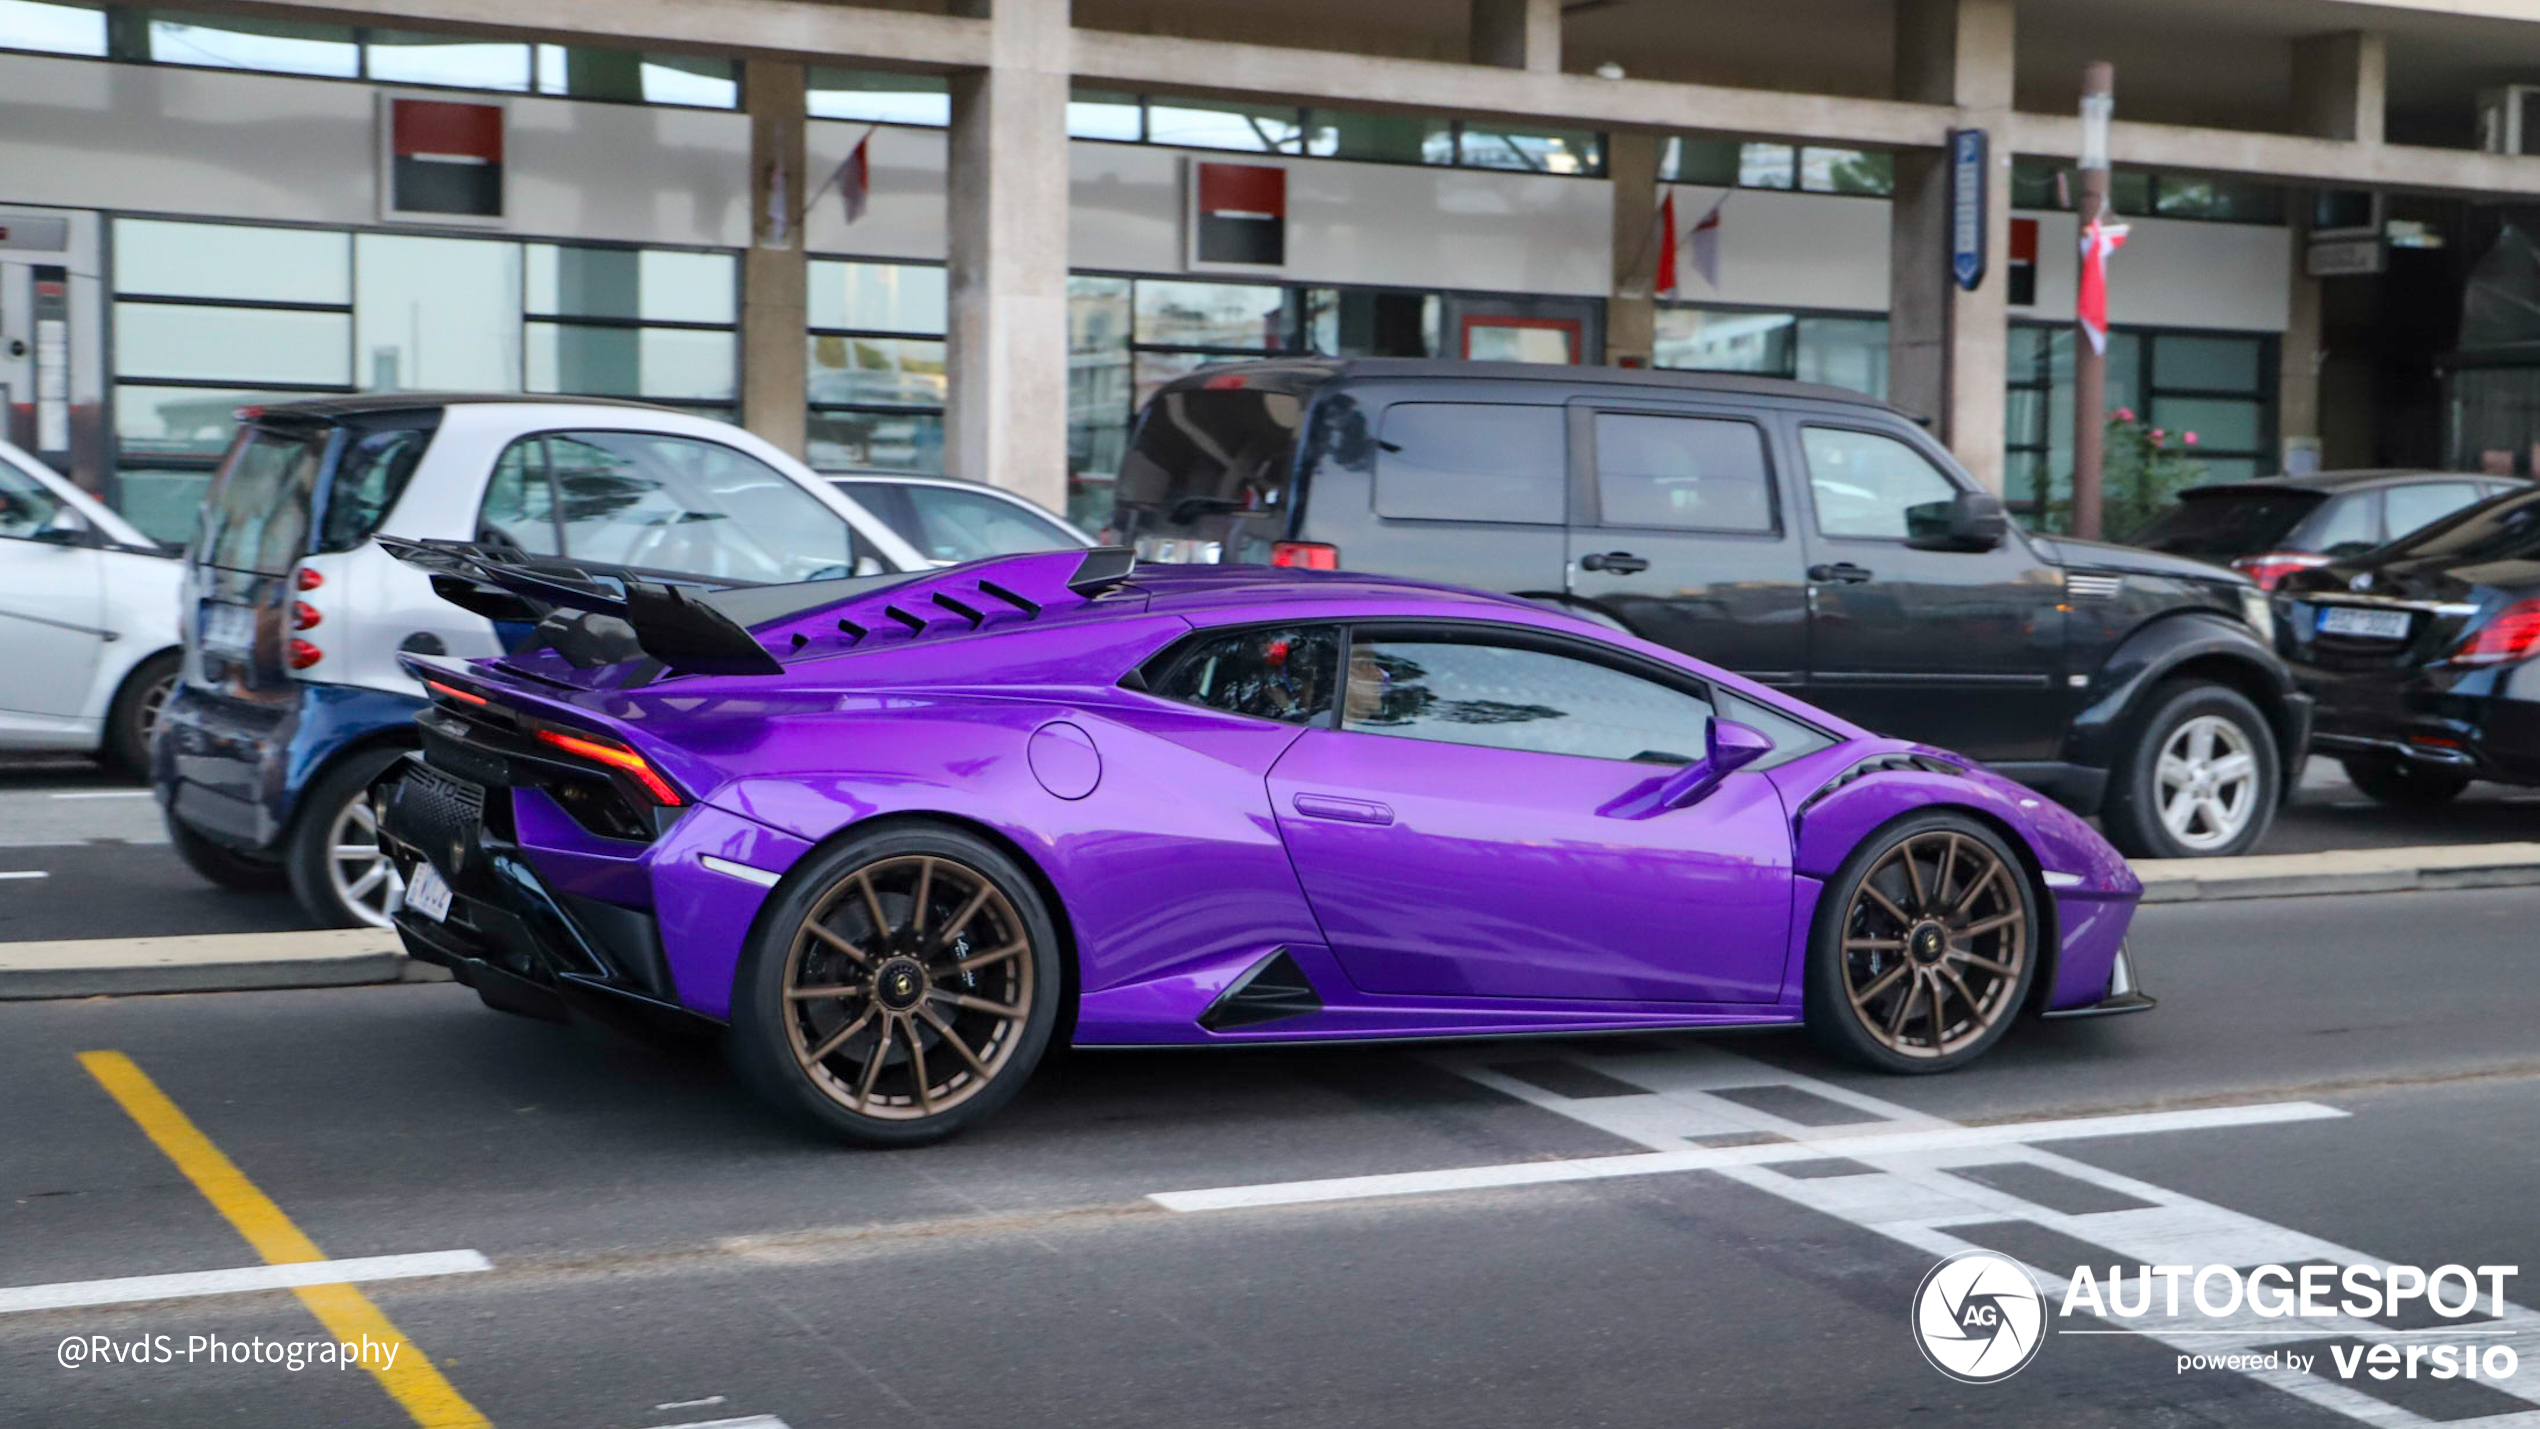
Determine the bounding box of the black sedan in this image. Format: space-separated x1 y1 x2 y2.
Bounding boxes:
2276 485 2540 804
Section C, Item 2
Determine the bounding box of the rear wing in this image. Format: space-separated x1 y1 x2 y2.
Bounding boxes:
379 536 1136 679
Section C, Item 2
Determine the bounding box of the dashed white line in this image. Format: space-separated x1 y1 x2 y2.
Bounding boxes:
47 790 152 801
0 1249 492 1314
0 871 49 881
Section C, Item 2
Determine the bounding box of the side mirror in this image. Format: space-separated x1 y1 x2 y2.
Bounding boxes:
1657 719 1776 810
1904 490 2008 552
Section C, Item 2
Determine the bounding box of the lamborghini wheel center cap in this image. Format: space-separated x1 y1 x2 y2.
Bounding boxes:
875 957 927 1012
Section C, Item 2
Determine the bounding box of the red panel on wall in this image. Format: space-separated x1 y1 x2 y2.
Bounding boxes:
392 98 505 163
1196 162 1286 219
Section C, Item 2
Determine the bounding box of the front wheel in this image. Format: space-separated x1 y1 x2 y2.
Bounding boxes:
2341 756 2470 808
2101 682 2279 859
730 824 1062 1146
1805 813 2039 1074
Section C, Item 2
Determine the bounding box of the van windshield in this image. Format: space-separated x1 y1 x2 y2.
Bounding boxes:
198 424 332 575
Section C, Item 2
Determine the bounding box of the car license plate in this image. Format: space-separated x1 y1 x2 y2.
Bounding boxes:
199 603 256 651
2317 605 2412 640
403 862 454 923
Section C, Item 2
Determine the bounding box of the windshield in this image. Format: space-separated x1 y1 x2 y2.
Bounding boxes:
2127 488 2322 556
2376 487 2540 566
197 424 331 574
1112 385 1306 541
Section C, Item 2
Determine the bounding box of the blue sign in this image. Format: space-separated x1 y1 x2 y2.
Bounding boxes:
1950 127 1988 291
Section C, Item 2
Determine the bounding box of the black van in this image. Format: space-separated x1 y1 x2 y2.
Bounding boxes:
1109 357 2309 859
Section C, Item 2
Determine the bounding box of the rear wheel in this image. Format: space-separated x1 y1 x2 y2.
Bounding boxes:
2101 681 2279 859
1805 813 2038 1074
284 749 411 929
2341 756 2470 807
164 808 288 893
730 824 1061 1146
104 651 181 776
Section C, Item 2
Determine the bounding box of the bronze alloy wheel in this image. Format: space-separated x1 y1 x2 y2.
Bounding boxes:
1834 828 2030 1061
781 854 1036 1122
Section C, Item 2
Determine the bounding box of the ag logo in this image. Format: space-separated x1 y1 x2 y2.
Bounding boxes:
1912 1252 2045 1383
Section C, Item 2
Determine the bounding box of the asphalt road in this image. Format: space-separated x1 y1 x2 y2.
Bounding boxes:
4 887 2539 1428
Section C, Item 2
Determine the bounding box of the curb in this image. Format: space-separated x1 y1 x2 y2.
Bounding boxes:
0 929 450 1000
2134 841 2540 904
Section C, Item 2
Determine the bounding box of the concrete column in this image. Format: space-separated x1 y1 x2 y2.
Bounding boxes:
945 0 1071 510
1606 131 1659 367
1471 0 1560 73
742 60 809 459
1887 0 2013 492
2281 32 2383 471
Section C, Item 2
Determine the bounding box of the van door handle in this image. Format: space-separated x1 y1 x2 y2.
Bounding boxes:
1581 551 1649 574
1808 562 1874 584
1292 793 1394 826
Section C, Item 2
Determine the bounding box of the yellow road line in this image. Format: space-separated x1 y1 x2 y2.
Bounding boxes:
78 1050 492 1429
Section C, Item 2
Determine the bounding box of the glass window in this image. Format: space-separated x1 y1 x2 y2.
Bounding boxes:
898 483 1075 560
525 246 734 324
0 460 66 540
1308 111 1453 165
114 304 351 386
1653 308 1795 376
2305 492 2380 557
2384 481 2485 538
1345 640 1713 764
519 431 864 582
1133 281 1287 349
1738 144 1797 189
317 425 433 552
807 67 948 125
807 260 945 334
807 335 946 408
1067 88 1142 141
2011 157 2063 210
1459 126 1601 176
1800 148 1892 196
2153 177 2282 224
115 220 350 305
525 324 735 402
1144 99 1304 153
113 386 278 462
1150 625 1341 725
1795 316 1890 399
199 426 326 574
365 32 533 90
355 233 523 392
807 410 944 474
2130 490 2321 558
2109 169 2155 215
108 472 208 548
1658 138 1742 186
1594 414 1774 533
1067 276 1134 512
0 0 105 56
146 13 357 76
1463 319 1576 365
1801 427 1961 540
1374 403 1564 525
2151 334 2263 393
635 54 736 108
478 440 559 554
2149 396 2262 452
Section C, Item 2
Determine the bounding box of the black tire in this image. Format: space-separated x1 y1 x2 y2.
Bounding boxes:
2100 681 2280 859
104 651 181 777
2341 756 2471 808
163 807 289 892
284 748 412 929
729 822 1063 1147
1805 811 2040 1075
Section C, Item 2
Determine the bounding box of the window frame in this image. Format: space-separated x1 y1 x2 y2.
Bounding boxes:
1577 403 1785 538
1793 419 1977 546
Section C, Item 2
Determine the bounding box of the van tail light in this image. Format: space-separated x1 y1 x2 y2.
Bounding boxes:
2229 552 2330 590
535 727 685 806
286 638 323 670
1271 541 1340 571
2446 599 2540 667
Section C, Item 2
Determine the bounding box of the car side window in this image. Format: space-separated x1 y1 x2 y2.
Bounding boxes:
2305 492 2380 556
1373 403 1565 525
904 484 1074 559
479 439 561 555
1343 638 1712 764
2383 482 2482 539
0 463 67 541
1148 626 1342 725
1593 413 1775 533
1801 427 1961 540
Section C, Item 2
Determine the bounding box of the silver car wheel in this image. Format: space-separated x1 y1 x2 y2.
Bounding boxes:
325 796 405 929
2153 713 2258 854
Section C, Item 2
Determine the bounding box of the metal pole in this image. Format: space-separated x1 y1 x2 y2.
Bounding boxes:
2072 60 2114 540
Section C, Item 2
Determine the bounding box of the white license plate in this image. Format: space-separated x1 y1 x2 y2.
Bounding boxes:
403 862 453 923
199 603 256 651
2317 605 2412 640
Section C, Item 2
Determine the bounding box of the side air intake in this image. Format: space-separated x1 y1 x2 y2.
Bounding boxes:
1197 949 1323 1031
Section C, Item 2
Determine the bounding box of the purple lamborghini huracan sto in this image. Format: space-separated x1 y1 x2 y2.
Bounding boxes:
371 541 2149 1144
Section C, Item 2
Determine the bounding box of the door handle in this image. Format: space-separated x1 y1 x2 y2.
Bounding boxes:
1581 551 1650 575
1291 793 1394 826
1808 562 1874 584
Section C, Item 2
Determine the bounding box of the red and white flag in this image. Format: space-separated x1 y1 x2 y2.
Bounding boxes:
1688 190 1728 291
835 131 872 226
2077 211 2130 354
1654 190 1679 297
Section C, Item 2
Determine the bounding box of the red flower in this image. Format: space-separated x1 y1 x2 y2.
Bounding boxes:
2114 406 2137 423
2183 431 2200 447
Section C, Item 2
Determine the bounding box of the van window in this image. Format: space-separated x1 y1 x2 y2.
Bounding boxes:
1373 403 1564 524
1113 385 1304 537
483 431 874 583
1593 413 1774 533
198 424 330 574
1800 427 1959 540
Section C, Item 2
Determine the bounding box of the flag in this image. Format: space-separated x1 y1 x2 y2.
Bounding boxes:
1689 191 1727 291
2077 211 2130 354
837 132 872 226
1654 190 1679 297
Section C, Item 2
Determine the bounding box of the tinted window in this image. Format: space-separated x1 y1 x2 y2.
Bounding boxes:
198 425 328 574
2380 487 2540 565
2383 482 2483 539
479 441 560 555
1113 386 1304 537
316 424 434 552
1344 639 1712 763
487 432 873 582
1149 626 1340 725
1594 413 1774 532
2128 488 2321 556
0 461 65 541
901 484 1076 559
2303 492 2380 556
1801 427 1959 540
1373 403 1565 524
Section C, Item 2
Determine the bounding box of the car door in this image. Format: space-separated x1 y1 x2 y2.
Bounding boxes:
1565 401 1810 688
1791 420 2066 761
0 457 106 719
1266 624 1792 1005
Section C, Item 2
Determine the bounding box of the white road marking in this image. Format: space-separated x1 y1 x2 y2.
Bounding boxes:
0 871 48 880
1149 1100 2347 1212
644 1418 789 1429
0 1249 492 1314
653 1399 729 1413
48 790 151 801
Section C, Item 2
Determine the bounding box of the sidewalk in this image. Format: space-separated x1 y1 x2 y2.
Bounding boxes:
2132 840 2540 904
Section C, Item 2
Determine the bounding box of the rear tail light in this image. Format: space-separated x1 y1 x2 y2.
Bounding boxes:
291 601 321 630
2229 552 2330 590
424 678 487 707
1271 541 1340 571
2446 599 2540 667
295 567 324 591
286 638 322 670
534 727 685 806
